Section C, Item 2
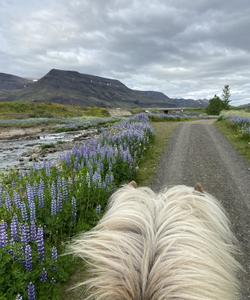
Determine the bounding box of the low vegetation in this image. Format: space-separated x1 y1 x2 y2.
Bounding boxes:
135 122 179 186
0 114 153 299
216 110 250 162
0 102 110 119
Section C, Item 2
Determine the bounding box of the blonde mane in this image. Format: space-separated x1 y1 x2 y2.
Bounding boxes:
69 185 241 300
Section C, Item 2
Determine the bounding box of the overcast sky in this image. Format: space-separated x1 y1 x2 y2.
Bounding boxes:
1 0 250 105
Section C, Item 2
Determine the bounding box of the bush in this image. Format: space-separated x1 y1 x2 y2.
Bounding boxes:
206 95 226 115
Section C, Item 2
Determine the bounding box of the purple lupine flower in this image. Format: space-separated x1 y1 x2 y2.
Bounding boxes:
51 246 58 262
26 183 34 206
39 268 48 283
15 294 23 300
32 183 38 198
56 177 62 190
92 171 101 187
30 221 36 242
13 192 21 209
29 201 36 222
20 224 30 244
44 162 51 177
38 180 44 209
8 238 14 256
27 282 36 300
36 226 45 261
71 197 77 222
5 192 11 211
20 202 28 222
0 220 7 248
57 191 63 212
10 214 19 241
51 182 57 216
96 204 101 214
24 244 32 271
61 178 68 201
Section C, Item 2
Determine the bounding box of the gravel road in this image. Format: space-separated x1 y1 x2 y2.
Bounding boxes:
152 120 250 299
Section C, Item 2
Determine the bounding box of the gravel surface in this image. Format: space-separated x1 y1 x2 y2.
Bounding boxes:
152 121 250 300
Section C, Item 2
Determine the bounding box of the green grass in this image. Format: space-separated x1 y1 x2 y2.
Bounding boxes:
135 121 179 186
0 102 110 119
219 109 250 118
215 120 250 162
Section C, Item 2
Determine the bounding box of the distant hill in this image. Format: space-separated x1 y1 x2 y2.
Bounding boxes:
0 69 208 108
0 72 31 90
238 103 250 108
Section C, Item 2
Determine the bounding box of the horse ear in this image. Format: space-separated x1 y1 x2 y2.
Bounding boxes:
194 183 204 193
128 180 137 188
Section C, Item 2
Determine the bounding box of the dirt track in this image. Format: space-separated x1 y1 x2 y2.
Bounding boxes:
153 120 250 300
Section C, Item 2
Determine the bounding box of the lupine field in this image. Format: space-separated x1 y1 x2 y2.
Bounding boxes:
148 112 216 121
220 110 250 138
0 114 153 299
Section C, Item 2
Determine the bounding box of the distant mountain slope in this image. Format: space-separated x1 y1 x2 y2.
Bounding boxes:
0 69 208 108
0 72 31 90
238 103 250 108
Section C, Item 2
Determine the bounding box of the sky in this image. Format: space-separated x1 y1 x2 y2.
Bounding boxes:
1 0 250 105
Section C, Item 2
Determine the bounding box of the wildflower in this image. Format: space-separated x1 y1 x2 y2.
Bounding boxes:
29 201 36 222
13 192 21 209
38 180 44 209
10 214 19 241
36 226 45 261
51 182 57 216
24 244 32 271
26 183 34 205
0 220 7 248
15 294 23 300
57 191 63 212
51 246 58 262
27 282 36 300
71 197 77 222
20 224 30 244
96 204 101 214
30 221 36 242
5 192 11 211
20 202 29 222
61 178 68 201
39 268 48 283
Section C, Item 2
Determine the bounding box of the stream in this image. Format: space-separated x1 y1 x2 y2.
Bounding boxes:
0 128 98 171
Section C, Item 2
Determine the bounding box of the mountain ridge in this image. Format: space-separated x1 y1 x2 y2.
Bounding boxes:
0 69 208 108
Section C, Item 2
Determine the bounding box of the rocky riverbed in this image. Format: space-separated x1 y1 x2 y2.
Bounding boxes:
0 127 99 171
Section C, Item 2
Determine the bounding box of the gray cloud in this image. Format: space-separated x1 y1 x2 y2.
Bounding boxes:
1 0 250 104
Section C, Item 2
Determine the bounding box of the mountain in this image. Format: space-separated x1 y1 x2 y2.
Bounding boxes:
0 73 31 90
0 69 208 108
238 103 250 108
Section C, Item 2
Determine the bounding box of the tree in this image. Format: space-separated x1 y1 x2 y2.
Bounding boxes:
206 94 225 115
222 85 231 110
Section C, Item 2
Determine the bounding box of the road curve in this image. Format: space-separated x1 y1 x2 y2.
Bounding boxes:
152 121 250 299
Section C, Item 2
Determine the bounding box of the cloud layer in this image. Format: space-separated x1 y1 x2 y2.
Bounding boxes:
1 0 250 104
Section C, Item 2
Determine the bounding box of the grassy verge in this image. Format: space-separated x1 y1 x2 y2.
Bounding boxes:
215 120 250 162
0 102 110 119
136 121 179 186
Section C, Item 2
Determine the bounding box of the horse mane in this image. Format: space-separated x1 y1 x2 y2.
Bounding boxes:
69 185 241 300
